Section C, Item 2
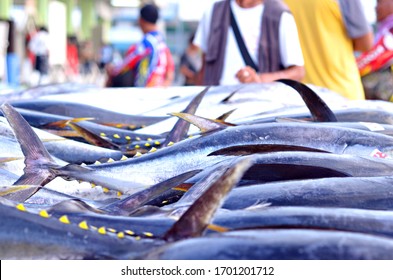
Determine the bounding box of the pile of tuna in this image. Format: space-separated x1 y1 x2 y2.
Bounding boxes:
2 80 393 259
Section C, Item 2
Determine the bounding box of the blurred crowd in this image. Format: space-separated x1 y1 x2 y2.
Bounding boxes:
18 0 393 102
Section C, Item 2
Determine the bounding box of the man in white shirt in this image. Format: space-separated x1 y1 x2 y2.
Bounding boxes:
28 26 50 83
193 0 304 85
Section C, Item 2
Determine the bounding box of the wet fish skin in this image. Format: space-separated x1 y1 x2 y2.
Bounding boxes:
145 229 393 260
87 121 393 188
213 206 393 239
1 115 124 165
1 107 162 145
6 100 393 192
0 201 163 259
222 176 393 210
243 107 393 125
10 99 169 128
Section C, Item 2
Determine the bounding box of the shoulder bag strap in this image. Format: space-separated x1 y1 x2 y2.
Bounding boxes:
229 6 259 72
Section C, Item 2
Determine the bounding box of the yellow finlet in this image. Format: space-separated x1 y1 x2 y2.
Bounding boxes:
149 147 157 153
136 137 141 141
59 215 70 224
113 134 120 139
16 204 26 212
39 210 50 218
117 191 123 197
100 132 106 137
143 232 154 237
147 138 153 141
125 230 135 236
167 141 174 146
144 143 151 147
134 152 142 157
107 158 115 163
108 228 117 233
154 141 161 145
102 187 110 193
135 145 140 149
78 220 89 230
121 155 128 160
117 232 125 239
125 136 131 141
207 224 230 233
98 227 107 235
94 161 101 165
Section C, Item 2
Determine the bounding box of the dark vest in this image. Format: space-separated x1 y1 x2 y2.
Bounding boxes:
204 0 289 85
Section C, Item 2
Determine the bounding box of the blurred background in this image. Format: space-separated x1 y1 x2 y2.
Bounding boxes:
0 0 377 90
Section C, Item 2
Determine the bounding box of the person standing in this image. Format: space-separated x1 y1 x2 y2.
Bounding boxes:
28 26 50 84
193 0 305 86
358 0 393 100
107 4 174 87
284 0 373 100
179 33 202 86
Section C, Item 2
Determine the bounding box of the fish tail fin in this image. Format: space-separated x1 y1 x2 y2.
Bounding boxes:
164 156 254 242
1 103 63 187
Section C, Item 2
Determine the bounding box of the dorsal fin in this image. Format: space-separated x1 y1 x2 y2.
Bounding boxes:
164 156 254 242
102 169 201 215
277 79 338 122
44 117 95 129
66 121 120 150
162 87 209 146
220 86 244 103
169 112 234 133
216 108 237 122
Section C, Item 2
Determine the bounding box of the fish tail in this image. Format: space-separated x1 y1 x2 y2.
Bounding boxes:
0 103 89 189
164 156 255 242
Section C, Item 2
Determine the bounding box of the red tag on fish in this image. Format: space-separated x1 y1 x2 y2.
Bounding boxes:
357 29 393 76
370 149 390 159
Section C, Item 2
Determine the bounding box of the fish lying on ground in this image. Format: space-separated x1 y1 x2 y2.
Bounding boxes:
0 156 254 259
222 176 393 210
4 102 393 193
145 229 393 260
10 99 169 129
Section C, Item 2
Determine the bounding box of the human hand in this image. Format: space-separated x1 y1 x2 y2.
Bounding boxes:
105 63 115 75
235 66 261 83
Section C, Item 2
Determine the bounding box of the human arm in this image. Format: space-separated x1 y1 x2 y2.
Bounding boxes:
236 11 305 84
339 0 374 52
109 44 145 76
163 48 175 87
352 32 374 53
194 54 206 85
236 65 305 83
